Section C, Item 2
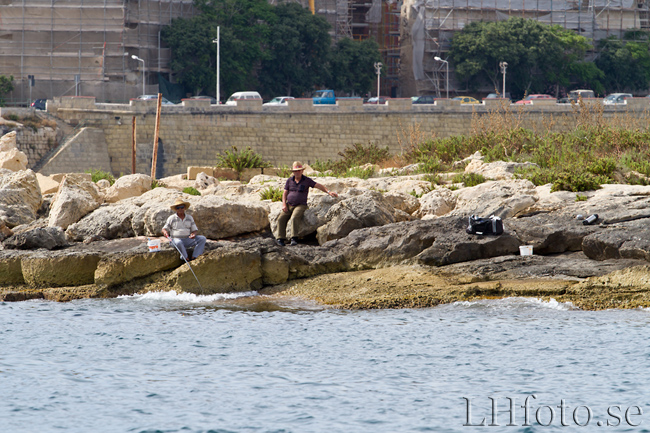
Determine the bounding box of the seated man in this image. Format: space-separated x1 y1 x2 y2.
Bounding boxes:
162 198 207 262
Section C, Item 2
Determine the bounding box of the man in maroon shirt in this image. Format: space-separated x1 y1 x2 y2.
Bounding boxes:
276 161 338 246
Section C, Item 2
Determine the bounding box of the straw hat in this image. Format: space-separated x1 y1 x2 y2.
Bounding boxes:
170 197 191 210
291 161 305 171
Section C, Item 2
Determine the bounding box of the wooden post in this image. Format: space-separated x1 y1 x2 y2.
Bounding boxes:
131 116 136 174
150 93 162 179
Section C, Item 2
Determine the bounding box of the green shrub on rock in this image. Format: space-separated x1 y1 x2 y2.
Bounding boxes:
216 146 271 173
259 186 283 202
86 169 115 186
183 187 201 196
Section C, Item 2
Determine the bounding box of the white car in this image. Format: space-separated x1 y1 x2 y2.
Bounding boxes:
225 91 262 106
263 96 295 106
603 93 632 105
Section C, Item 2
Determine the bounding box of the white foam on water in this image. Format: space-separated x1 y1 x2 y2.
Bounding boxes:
451 297 576 311
119 290 259 303
526 297 577 311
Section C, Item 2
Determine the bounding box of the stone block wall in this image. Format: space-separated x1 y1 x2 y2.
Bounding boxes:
40 96 650 177
16 127 60 168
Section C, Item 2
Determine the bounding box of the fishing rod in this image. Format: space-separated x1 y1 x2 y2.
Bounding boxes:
164 235 204 292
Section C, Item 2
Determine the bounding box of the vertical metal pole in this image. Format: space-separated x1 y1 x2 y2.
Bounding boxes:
445 61 449 99
217 26 220 104
213 27 220 103
151 94 162 179
132 116 137 174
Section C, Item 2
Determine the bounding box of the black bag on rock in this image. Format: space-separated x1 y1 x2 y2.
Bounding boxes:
466 215 503 235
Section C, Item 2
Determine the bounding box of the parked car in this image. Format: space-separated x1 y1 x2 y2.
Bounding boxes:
31 99 46 110
134 94 175 105
483 92 511 101
452 96 480 104
412 95 436 104
312 89 336 104
188 95 218 104
225 91 262 106
558 89 595 103
603 93 633 105
515 94 554 105
364 96 389 105
263 96 295 106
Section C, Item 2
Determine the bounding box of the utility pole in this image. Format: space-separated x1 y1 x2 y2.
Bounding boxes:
213 27 220 103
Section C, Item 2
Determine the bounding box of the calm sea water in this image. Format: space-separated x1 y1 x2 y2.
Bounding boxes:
1 292 649 433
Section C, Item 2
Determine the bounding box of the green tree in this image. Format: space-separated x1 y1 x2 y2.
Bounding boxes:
595 34 650 93
544 29 604 95
162 0 273 99
328 38 382 95
258 3 331 96
0 75 14 106
450 17 602 98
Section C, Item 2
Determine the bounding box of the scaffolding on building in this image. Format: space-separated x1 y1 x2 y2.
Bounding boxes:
0 0 195 104
405 0 649 97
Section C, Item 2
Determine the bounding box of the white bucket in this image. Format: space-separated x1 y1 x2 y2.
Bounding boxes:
519 245 533 256
147 238 161 252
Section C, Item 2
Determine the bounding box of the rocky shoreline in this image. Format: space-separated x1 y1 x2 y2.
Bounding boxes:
2 128 650 308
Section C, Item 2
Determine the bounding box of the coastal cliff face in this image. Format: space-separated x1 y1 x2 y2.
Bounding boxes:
2 156 650 308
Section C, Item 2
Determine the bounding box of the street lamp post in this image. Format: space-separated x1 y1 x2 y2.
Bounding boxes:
213 27 220 104
499 61 508 97
132 55 145 96
434 56 449 99
374 62 383 98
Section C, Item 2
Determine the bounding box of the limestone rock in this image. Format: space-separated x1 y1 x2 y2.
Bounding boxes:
316 192 396 245
0 148 28 172
194 171 219 190
36 173 60 195
261 250 289 285
465 159 538 180
415 188 456 218
0 251 25 286
191 195 270 239
582 218 650 261
324 219 438 268
158 173 195 191
382 191 421 215
0 221 13 242
0 131 17 152
95 247 181 287
387 179 433 196
21 251 101 288
104 174 152 203
3 227 67 250
48 173 103 229
451 179 538 219
96 179 111 189
166 242 264 294
0 169 42 227
506 213 600 255
66 203 140 242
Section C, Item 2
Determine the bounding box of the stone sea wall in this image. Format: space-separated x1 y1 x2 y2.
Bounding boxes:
37 96 650 177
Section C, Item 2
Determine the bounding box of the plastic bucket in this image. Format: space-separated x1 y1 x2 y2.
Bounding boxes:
519 245 533 256
147 238 161 252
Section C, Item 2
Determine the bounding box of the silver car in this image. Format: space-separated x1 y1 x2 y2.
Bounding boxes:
603 93 632 105
263 96 295 106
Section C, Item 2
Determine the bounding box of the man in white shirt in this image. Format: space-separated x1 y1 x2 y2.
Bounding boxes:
162 198 207 262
